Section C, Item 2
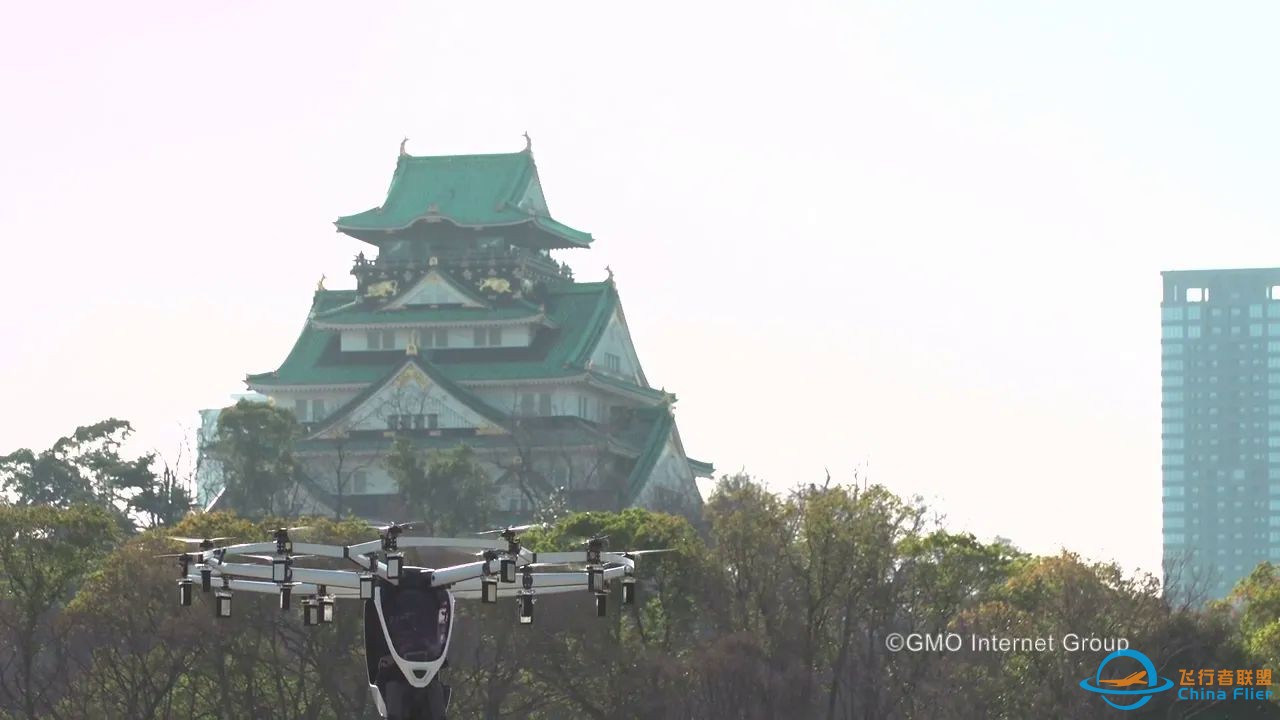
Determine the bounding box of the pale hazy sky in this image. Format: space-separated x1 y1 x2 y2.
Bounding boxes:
4 2 1280 575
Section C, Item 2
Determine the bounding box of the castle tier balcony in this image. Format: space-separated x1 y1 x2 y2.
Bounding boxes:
351 245 573 299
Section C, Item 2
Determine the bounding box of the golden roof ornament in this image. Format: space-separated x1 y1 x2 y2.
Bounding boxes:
365 279 398 299
399 137 409 156
316 274 326 291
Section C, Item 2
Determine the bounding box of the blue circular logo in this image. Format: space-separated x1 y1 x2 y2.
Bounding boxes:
1079 649 1175 711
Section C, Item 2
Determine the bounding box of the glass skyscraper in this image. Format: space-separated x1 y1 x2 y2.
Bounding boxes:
1161 267 1280 601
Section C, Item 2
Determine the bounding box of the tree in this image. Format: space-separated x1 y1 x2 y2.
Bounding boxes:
301 430 376 521
385 439 494 535
0 419 180 532
129 458 195 530
0 504 120 719
211 400 300 517
56 513 378 720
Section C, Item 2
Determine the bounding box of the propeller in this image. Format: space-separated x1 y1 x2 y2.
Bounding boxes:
623 548 674 566
511 548 674 568
476 523 547 536
368 520 420 533
168 536 234 545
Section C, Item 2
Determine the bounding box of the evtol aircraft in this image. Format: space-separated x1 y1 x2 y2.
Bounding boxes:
160 522 668 720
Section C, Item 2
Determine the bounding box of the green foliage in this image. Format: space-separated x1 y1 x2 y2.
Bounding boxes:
129 461 195 530
54 513 375 720
384 439 494 534
0 504 121 719
211 400 299 517
0 419 189 532
6 470 1280 719
1230 564 1280 671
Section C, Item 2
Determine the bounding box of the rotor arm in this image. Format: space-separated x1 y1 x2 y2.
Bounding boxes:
347 539 384 556
288 543 349 559
207 560 365 589
528 552 636 568
451 565 629 599
207 542 351 561
429 558 500 587
397 536 509 551
182 573 361 598
208 541 278 557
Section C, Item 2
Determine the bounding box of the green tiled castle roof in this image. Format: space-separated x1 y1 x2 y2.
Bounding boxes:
306 355 510 438
623 407 675 505
335 150 592 248
296 417 626 455
313 301 545 329
246 282 660 393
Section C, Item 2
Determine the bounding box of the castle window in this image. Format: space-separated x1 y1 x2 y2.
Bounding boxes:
427 413 439 430
367 330 396 350
292 398 328 422
473 327 502 347
352 470 367 494
605 353 621 372
387 414 417 430
538 393 552 416
519 394 535 416
421 328 448 348
578 395 589 418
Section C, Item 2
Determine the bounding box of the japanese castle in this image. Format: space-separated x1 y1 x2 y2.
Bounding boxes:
201 139 711 520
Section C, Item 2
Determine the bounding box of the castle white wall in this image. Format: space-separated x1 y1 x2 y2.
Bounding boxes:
587 310 645 385
471 385 607 421
339 324 535 352
632 433 700 511
264 391 360 423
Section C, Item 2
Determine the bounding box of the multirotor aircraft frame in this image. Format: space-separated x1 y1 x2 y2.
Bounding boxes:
163 524 664 720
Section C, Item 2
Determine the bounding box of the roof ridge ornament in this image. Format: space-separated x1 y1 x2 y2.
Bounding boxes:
523 131 532 153
605 265 614 282
399 137 409 157
316 274 327 292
